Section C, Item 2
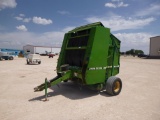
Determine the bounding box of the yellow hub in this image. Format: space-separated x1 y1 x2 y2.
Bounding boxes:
114 81 120 93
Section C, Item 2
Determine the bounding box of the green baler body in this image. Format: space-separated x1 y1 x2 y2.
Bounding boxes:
57 22 121 86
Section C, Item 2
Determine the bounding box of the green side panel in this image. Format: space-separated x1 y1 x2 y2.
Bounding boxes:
106 34 121 78
85 26 110 84
111 34 121 76
57 33 70 72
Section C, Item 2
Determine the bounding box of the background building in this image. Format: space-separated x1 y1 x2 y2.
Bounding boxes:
150 36 160 58
23 45 61 55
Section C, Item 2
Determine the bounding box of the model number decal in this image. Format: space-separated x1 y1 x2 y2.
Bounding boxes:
89 66 119 70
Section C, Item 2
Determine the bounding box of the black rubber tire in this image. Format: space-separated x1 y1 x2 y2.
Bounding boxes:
38 61 41 64
106 76 122 96
9 57 13 60
63 80 68 82
27 59 29 64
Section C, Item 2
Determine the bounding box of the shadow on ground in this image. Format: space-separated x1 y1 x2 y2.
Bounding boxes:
29 82 111 101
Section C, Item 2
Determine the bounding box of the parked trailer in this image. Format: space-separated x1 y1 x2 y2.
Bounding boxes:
34 22 122 96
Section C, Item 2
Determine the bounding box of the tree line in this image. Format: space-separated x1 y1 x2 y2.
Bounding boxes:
121 49 144 56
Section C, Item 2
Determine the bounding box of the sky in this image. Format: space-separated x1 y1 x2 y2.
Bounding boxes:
0 0 160 54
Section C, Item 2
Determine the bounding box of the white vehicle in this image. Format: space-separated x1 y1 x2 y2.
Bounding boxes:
26 54 41 64
0 52 14 60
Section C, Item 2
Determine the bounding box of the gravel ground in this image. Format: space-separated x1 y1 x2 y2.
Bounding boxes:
0 56 160 120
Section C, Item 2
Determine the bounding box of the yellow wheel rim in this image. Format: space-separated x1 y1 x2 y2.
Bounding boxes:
114 81 121 93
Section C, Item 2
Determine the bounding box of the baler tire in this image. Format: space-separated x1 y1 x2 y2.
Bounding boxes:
106 76 122 96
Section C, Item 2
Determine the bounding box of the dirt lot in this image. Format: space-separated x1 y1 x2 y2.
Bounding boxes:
0 56 160 120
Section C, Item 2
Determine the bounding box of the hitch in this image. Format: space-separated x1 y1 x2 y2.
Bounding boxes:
34 70 72 92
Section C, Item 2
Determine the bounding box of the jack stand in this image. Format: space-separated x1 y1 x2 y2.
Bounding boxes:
44 78 49 101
